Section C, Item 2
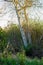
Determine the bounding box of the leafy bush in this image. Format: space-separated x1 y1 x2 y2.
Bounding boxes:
22 20 43 58
6 24 23 53
0 53 43 65
0 24 23 53
22 20 43 46
0 27 7 52
25 44 43 58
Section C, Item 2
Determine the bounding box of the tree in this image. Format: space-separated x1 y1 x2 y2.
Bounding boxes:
5 0 37 47
12 0 28 47
5 0 34 47
12 0 33 47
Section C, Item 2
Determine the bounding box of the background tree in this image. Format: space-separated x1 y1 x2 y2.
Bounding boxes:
12 0 34 47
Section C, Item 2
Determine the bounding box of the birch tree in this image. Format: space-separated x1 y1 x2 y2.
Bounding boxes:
6 0 34 47
13 0 28 47
12 0 33 45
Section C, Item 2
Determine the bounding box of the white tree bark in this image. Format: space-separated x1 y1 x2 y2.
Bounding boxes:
1 0 28 47
14 5 28 47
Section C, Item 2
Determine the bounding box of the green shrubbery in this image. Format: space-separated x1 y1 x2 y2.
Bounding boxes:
0 27 7 52
6 24 23 50
25 44 43 58
0 23 43 58
0 53 43 65
0 24 23 53
22 20 43 58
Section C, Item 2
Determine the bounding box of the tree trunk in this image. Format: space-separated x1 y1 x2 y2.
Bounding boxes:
14 4 28 47
24 8 32 44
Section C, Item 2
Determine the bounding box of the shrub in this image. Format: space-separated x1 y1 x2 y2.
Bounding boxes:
0 27 7 52
6 24 23 52
0 24 23 53
25 44 43 58
0 53 43 65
